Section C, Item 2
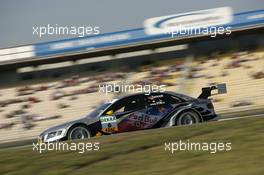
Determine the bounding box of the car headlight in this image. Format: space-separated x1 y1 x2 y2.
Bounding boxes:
44 129 65 142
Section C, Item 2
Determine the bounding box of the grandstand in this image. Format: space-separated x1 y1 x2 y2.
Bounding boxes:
0 47 263 143
187 49 264 112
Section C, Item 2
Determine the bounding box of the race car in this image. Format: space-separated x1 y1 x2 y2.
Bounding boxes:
38 83 227 143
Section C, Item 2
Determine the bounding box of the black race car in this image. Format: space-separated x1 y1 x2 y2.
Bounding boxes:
38 84 226 143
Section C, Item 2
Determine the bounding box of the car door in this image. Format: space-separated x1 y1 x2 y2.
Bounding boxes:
117 93 175 131
142 93 174 126
147 93 185 128
101 94 146 133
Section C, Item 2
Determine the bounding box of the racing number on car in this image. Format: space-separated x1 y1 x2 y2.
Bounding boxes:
100 116 118 133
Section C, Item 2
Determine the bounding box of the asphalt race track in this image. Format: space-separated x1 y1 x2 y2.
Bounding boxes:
0 110 263 150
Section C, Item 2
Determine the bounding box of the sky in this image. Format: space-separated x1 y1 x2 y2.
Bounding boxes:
0 0 263 48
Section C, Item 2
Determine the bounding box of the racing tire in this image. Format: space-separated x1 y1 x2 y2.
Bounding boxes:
176 111 201 126
67 125 91 141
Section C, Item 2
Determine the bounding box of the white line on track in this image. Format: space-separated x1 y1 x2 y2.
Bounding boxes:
219 113 264 121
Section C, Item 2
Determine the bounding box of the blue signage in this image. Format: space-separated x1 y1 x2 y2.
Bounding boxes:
35 9 264 57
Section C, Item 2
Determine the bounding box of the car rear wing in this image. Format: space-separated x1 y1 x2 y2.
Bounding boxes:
198 83 227 99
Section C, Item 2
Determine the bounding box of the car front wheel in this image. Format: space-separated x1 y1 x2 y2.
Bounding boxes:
68 125 91 140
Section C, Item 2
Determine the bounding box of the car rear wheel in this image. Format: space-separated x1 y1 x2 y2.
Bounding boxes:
176 111 200 125
68 125 91 140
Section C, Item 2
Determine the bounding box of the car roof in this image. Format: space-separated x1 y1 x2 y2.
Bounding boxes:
113 91 195 101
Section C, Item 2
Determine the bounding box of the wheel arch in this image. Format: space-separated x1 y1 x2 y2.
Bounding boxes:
168 107 203 126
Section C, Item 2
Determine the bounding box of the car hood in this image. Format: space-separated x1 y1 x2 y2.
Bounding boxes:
40 117 99 136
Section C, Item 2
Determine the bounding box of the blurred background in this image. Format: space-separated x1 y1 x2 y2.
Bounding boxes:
0 0 263 151
0 1 264 175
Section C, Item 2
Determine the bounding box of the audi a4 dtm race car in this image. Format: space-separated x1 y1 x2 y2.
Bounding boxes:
38 84 227 143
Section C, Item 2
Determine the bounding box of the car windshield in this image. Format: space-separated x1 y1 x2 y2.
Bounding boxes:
86 102 112 118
